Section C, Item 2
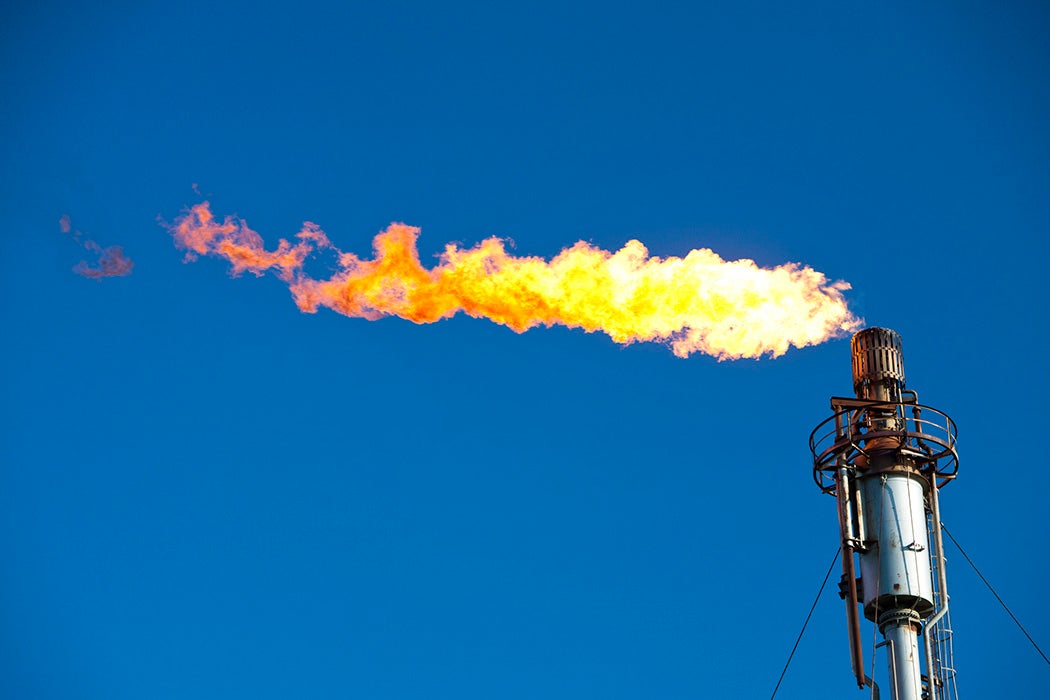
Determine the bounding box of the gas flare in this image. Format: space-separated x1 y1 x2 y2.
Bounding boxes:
170 202 860 358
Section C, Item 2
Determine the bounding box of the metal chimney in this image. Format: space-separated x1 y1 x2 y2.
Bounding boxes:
810 328 960 700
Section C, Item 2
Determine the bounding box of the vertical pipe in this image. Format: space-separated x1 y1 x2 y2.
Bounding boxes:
837 466 865 687
924 628 937 700
882 614 923 700
928 479 950 613
852 467 867 544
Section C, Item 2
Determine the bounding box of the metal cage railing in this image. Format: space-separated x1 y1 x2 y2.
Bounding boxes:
810 396 959 494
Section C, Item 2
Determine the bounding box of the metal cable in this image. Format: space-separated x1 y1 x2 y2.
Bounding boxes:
769 547 840 699
941 523 1050 666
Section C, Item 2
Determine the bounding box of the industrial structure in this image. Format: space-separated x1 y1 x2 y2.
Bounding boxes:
810 328 960 700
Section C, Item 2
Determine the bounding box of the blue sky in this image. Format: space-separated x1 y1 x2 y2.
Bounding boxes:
2 2 1048 697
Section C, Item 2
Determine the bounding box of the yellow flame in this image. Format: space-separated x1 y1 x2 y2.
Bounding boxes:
170 202 860 358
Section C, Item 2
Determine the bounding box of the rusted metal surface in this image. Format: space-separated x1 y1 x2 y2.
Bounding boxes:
851 327 906 396
809 399 959 494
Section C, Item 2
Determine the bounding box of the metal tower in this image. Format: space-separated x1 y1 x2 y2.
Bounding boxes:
810 328 959 700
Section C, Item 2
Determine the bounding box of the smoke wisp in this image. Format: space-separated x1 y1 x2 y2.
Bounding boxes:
61 215 134 279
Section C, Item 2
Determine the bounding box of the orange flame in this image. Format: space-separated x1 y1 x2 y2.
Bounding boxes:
170 202 860 358
61 215 134 279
